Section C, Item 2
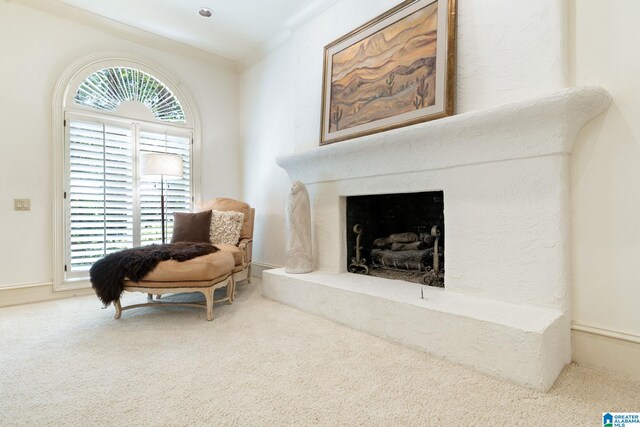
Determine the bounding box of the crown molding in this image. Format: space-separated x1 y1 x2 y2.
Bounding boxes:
11 0 340 73
237 0 340 72
10 0 237 71
238 29 293 71
284 0 341 30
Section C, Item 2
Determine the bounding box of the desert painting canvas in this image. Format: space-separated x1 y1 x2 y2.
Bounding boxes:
321 0 455 145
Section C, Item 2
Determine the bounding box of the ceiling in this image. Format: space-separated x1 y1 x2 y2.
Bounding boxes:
55 0 319 61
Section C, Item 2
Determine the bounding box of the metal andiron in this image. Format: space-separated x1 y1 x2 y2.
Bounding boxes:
349 224 369 274
422 225 444 288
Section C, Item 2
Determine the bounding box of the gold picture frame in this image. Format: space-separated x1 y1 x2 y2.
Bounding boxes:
320 0 457 145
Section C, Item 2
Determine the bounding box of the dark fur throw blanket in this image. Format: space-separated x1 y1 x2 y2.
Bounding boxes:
89 243 218 306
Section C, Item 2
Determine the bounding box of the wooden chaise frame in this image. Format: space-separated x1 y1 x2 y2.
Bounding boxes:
114 274 235 321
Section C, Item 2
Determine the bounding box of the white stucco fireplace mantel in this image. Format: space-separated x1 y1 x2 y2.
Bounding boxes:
263 87 611 391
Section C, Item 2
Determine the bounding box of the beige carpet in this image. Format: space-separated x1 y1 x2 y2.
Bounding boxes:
1 279 638 426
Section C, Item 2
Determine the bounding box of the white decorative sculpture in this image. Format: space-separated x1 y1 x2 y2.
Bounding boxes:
286 181 313 273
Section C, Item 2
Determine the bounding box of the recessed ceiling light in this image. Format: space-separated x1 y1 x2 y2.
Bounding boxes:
198 8 213 18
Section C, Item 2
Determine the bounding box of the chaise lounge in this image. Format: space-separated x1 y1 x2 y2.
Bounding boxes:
114 198 255 320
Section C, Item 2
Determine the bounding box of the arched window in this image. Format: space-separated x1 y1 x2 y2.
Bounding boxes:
74 67 186 122
54 56 198 287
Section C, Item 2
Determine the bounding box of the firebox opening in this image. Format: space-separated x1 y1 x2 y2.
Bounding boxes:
346 191 444 287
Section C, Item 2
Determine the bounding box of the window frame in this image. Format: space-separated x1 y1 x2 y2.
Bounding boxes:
53 53 201 291
63 111 194 282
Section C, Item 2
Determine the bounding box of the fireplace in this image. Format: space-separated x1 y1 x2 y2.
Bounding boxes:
346 191 444 287
264 87 611 391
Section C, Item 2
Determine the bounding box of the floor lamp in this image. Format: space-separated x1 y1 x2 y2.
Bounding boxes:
140 153 184 244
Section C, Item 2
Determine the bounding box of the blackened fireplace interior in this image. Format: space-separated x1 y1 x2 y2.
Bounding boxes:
346 191 444 286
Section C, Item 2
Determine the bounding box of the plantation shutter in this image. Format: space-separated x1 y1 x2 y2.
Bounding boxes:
139 130 192 245
67 120 134 272
61 66 194 285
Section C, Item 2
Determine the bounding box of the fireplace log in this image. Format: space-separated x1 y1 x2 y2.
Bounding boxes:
373 237 391 248
390 241 425 251
419 232 437 246
371 248 439 270
389 232 419 243
373 232 420 248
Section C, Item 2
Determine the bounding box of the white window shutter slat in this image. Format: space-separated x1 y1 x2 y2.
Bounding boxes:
67 120 134 272
66 119 191 276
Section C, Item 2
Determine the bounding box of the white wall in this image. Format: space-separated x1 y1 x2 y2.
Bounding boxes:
0 2 240 289
239 0 567 260
239 43 294 267
570 0 640 353
291 0 567 152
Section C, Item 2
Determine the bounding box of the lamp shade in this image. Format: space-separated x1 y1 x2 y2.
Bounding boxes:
140 153 183 179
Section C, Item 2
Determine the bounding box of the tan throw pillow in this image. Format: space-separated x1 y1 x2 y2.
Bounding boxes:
171 210 212 244
209 210 244 245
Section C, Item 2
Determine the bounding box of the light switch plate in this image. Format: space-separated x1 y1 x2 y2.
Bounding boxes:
14 199 31 211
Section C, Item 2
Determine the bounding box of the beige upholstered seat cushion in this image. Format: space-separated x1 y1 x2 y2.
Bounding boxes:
124 250 234 288
215 243 244 267
197 198 253 240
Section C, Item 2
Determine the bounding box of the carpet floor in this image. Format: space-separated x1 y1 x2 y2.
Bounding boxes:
1 278 638 426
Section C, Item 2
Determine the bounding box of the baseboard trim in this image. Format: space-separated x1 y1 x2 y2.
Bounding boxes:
55 280 92 292
0 282 94 308
251 262 282 278
0 281 54 291
571 326 640 379
571 322 640 344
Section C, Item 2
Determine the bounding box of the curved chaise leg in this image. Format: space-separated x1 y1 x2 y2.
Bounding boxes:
226 276 235 304
203 288 214 321
114 300 122 319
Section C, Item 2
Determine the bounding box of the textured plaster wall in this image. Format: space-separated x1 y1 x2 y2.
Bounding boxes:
303 157 570 309
275 87 609 311
291 0 567 152
239 43 294 267
240 0 567 265
570 0 640 340
0 2 240 288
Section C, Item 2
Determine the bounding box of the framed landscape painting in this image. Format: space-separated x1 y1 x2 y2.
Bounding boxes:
320 0 456 145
